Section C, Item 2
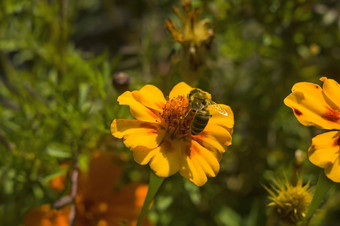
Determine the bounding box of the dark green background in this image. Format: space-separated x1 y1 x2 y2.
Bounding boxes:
1 0 340 225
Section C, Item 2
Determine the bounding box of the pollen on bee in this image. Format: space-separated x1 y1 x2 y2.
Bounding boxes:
160 95 194 138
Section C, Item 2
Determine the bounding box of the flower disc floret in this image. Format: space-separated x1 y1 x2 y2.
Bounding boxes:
160 96 193 138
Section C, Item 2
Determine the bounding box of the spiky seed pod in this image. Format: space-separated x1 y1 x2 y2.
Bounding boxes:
265 178 312 225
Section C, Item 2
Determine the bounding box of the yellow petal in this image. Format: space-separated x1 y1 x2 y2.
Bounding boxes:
111 119 165 150
308 131 340 182
325 158 340 183
308 131 339 168
149 139 185 177
193 122 232 154
118 91 160 123
325 159 340 183
179 140 220 186
169 82 193 99
284 82 340 130
180 156 207 187
208 104 234 130
132 84 166 112
196 104 233 152
320 77 340 108
132 146 158 165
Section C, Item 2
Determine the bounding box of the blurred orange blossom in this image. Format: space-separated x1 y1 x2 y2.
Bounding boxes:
24 151 151 226
111 82 234 186
284 77 340 183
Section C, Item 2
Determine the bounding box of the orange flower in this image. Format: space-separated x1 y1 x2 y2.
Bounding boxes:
284 77 340 183
49 164 68 193
111 82 234 186
24 205 70 226
24 151 151 226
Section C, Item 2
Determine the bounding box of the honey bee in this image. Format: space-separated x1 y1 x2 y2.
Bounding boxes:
183 89 228 135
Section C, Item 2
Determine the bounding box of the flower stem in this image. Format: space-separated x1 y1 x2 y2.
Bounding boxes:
302 171 333 225
137 172 165 226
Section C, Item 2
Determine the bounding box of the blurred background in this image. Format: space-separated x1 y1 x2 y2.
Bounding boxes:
1 0 340 225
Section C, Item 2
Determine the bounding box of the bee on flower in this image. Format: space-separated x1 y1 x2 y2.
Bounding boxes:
111 82 234 186
284 77 340 183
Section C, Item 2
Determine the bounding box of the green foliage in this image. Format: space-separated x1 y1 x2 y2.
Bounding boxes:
1 0 340 225
0 0 118 224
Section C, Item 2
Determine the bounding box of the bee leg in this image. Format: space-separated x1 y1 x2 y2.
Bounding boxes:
180 108 193 119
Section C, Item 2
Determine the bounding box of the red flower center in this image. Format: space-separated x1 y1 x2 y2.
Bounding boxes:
160 95 194 138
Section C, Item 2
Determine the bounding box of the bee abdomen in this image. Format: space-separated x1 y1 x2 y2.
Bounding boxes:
191 110 211 135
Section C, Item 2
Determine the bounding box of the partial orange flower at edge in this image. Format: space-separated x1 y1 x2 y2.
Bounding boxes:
284 77 340 183
111 82 234 186
24 151 151 226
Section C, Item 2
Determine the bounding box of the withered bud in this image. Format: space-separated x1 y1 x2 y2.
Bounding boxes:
165 0 215 86
181 0 192 13
112 72 130 93
295 149 307 165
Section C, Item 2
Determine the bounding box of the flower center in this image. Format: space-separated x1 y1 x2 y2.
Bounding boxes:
160 95 194 138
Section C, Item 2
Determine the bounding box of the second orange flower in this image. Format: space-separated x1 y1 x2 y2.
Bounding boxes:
284 77 340 183
111 82 234 186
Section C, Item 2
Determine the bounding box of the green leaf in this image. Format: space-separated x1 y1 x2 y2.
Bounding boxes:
137 172 165 226
303 171 334 225
46 145 71 158
78 83 90 112
42 168 68 185
184 180 201 205
216 205 241 226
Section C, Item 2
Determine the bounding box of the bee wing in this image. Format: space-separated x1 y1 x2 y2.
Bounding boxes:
209 101 229 116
